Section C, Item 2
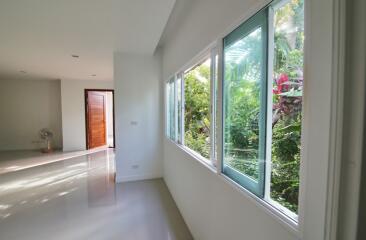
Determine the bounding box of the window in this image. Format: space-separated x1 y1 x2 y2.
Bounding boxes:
184 58 212 159
176 74 183 143
166 77 176 140
166 49 217 165
222 0 304 218
212 54 219 164
269 0 304 214
223 9 268 197
165 0 304 220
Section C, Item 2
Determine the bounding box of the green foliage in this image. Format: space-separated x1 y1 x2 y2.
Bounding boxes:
270 0 304 213
184 63 211 159
224 80 260 179
271 118 301 212
223 27 263 180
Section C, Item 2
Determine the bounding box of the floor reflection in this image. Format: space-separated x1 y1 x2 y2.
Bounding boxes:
0 149 116 220
87 150 116 207
0 149 192 240
0 149 103 174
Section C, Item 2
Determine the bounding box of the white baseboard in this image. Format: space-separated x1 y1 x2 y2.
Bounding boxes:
115 174 162 183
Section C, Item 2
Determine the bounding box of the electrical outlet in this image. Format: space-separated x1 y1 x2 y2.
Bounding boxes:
130 121 138 126
131 164 139 169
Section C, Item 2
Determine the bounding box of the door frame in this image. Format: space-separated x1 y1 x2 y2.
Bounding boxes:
84 89 115 149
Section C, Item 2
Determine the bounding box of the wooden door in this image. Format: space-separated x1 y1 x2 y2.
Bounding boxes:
86 91 106 149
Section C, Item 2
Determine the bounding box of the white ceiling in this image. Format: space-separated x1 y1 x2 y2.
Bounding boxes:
0 0 175 81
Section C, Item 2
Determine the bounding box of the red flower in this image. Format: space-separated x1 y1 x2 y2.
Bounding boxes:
273 74 289 94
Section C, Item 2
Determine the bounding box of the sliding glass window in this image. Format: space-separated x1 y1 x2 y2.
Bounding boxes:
223 9 268 198
269 0 304 215
222 0 304 218
183 58 212 159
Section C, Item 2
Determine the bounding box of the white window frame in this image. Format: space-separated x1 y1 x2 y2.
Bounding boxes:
174 75 179 142
176 72 184 144
180 48 218 166
165 43 218 167
165 78 171 139
263 1 299 221
264 3 275 206
210 48 218 166
165 76 177 141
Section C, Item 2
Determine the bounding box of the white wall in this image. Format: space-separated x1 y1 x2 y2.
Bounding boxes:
161 0 340 239
61 80 114 151
0 77 62 151
338 0 366 239
162 0 259 79
114 51 163 182
165 142 296 240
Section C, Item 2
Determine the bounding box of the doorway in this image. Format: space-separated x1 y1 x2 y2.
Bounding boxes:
85 89 115 149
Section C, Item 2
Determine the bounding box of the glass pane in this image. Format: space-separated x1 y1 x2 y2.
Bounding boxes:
223 10 267 197
166 82 171 138
177 76 182 142
270 0 304 213
169 79 175 140
184 58 211 159
213 54 218 162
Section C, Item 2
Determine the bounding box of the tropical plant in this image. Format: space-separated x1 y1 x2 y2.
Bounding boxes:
270 0 304 213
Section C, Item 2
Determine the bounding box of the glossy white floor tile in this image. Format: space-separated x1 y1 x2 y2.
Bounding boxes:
0 148 108 174
0 149 192 240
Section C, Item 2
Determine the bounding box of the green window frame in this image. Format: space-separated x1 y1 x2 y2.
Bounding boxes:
222 8 268 198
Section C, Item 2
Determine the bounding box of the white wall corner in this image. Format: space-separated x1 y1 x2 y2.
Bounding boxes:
114 51 164 182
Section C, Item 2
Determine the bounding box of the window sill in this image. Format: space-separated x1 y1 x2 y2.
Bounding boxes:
179 145 216 173
165 137 301 238
166 138 217 173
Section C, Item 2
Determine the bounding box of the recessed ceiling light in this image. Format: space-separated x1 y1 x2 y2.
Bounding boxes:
19 70 27 74
71 54 79 58
91 74 96 77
